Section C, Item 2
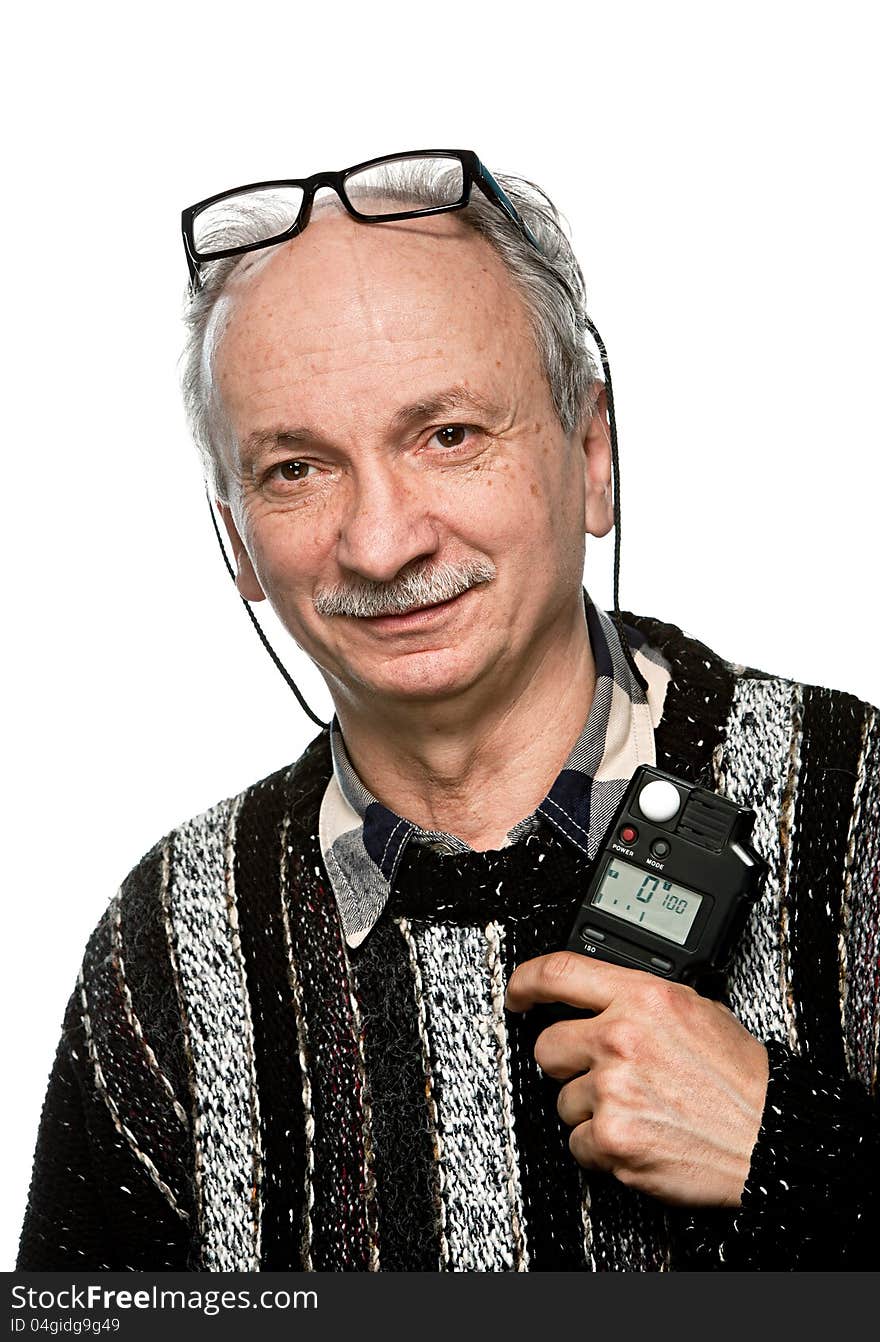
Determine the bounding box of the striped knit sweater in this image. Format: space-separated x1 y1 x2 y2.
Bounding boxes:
18 610 880 1271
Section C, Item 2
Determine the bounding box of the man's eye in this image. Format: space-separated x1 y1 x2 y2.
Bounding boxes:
272 460 313 483
431 425 470 449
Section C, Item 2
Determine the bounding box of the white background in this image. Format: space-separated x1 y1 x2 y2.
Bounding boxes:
3 1 877 1268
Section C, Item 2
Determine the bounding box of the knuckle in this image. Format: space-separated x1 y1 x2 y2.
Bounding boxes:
592 1061 632 1105
537 951 582 996
568 1124 592 1166
534 1020 583 1077
533 1029 559 1076
641 976 695 1021
632 975 674 1013
591 1110 637 1161
601 1017 641 1061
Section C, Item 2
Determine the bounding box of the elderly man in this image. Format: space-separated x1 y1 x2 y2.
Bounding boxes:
18 151 878 1272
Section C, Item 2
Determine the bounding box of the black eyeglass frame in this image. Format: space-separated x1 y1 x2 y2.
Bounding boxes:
181 148 540 289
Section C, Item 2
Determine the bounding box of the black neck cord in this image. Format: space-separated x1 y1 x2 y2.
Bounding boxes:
583 317 650 696
205 317 647 727
204 491 330 729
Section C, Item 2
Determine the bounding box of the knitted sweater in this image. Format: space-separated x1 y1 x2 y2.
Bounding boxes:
17 610 880 1271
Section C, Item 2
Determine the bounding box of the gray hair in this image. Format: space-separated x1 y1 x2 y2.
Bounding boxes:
180 163 599 503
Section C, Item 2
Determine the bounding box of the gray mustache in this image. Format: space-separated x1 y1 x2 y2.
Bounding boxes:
313 558 497 619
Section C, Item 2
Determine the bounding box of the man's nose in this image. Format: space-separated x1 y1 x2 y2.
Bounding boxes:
334 461 441 583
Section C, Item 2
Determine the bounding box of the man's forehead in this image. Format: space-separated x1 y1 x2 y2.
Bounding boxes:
218 206 521 341
211 206 538 418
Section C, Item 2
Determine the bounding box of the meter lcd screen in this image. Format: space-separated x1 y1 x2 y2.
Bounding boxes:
591 858 704 946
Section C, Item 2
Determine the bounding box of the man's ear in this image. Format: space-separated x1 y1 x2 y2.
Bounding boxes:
216 500 266 602
581 384 614 539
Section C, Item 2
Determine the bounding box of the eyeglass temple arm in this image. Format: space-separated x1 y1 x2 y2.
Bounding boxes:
181 216 203 292
474 160 542 250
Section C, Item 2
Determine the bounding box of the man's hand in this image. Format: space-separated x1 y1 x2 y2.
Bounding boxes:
505 951 769 1207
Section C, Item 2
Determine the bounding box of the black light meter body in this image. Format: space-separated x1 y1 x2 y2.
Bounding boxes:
565 765 769 985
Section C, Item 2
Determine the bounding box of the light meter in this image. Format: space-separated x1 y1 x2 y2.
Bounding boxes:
564 765 768 985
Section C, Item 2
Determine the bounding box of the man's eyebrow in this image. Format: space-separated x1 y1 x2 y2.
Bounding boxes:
390 386 506 433
239 426 315 464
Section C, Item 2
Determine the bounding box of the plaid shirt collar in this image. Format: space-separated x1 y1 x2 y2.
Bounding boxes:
318 589 671 948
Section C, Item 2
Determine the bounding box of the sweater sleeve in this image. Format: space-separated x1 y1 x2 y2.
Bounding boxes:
672 1040 879 1269
733 1041 878 1268
17 905 197 1271
17 992 119 1270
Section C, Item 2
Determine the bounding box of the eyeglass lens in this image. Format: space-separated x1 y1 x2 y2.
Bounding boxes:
343 154 464 217
193 185 306 257
192 155 467 259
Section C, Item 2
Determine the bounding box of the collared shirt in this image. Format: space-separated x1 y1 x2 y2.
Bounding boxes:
318 589 671 948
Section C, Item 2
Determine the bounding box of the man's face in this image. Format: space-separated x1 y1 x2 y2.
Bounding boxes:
214 209 612 710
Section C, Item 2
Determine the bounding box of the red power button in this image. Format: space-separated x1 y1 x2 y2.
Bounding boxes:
619 825 638 844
